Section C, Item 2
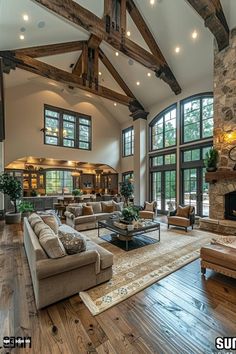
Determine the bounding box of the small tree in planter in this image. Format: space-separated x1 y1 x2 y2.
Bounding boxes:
0 173 22 224
119 180 134 206
204 147 219 172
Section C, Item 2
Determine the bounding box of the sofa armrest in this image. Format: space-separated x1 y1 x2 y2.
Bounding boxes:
64 211 75 220
36 250 99 280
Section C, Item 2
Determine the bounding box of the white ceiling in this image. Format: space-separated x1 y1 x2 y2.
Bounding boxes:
1 0 236 124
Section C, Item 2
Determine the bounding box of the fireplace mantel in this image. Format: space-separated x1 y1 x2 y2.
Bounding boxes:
205 170 236 183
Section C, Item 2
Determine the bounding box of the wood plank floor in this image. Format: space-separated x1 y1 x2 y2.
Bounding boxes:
0 222 236 354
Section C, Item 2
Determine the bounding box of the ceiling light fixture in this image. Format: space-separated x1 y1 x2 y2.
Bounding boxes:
115 52 119 57
114 102 117 106
175 46 180 53
147 72 151 77
192 30 198 39
150 0 155 5
127 31 131 37
19 34 25 40
99 71 102 76
136 81 140 86
23 14 29 21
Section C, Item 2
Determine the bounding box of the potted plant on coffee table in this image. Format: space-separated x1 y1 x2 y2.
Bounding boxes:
121 206 139 230
204 147 219 172
0 173 22 224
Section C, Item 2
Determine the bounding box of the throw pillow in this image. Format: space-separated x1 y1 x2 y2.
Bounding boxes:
39 227 66 258
82 205 94 216
87 202 102 214
145 202 154 212
176 205 190 218
112 201 124 212
102 204 114 213
37 210 62 226
28 213 42 228
40 214 59 235
58 226 87 255
34 220 49 238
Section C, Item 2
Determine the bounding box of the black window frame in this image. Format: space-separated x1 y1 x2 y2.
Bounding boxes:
122 171 134 182
149 103 177 152
180 92 213 145
44 104 92 151
122 126 134 157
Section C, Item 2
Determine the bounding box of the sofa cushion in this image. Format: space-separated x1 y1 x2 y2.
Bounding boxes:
74 215 96 225
112 201 124 212
40 214 59 235
38 227 66 259
82 205 94 216
87 202 102 214
34 220 48 238
102 204 114 213
86 240 113 270
95 213 111 221
168 216 190 227
176 205 190 218
28 213 43 228
58 225 87 255
38 210 62 226
201 244 236 271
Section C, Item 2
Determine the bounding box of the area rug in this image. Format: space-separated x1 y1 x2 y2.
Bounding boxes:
80 224 215 315
100 233 158 251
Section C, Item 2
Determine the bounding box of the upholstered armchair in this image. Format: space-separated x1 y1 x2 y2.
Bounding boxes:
167 205 195 232
139 201 157 220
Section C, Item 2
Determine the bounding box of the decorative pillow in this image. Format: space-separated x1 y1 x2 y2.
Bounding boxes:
112 201 124 212
39 227 66 258
87 202 102 214
82 205 94 216
58 227 87 255
37 210 62 226
176 205 190 218
145 202 154 212
68 205 84 217
28 213 42 228
40 214 59 235
102 204 114 213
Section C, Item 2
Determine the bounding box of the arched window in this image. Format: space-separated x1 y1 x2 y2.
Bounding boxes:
150 104 177 151
181 93 213 143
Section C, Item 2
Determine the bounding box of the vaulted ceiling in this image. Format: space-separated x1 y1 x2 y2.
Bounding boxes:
1 0 236 124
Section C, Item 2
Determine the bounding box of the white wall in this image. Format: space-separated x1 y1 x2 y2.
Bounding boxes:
5 83 121 171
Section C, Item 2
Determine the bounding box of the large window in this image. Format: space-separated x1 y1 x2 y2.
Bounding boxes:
122 126 134 157
46 170 73 195
150 105 176 151
181 94 213 143
122 171 134 182
44 105 91 150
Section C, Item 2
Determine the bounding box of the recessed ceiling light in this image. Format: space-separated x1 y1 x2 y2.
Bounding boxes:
23 14 29 21
127 31 131 37
175 46 180 53
150 0 155 5
114 102 117 106
147 72 151 77
115 52 119 56
19 34 25 40
99 72 102 76
136 81 140 86
192 30 198 39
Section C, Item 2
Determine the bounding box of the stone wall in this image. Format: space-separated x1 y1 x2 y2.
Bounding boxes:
214 27 236 170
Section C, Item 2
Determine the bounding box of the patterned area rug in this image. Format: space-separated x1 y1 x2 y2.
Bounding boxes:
80 224 214 315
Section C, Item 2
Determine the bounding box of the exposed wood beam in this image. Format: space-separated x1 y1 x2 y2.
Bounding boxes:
0 51 132 106
99 48 135 98
31 0 181 94
72 43 88 77
186 0 229 51
15 41 87 58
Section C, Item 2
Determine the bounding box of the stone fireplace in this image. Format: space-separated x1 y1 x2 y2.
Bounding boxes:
200 28 236 235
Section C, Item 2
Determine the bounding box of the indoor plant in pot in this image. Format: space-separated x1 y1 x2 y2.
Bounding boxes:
119 180 134 206
72 188 83 197
18 201 34 219
121 206 139 229
0 173 22 224
204 147 219 172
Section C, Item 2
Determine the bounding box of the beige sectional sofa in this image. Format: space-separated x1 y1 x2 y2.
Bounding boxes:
65 201 123 231
24 217 113 309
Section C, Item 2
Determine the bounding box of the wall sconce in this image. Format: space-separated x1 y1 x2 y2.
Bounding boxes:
40 127 48 133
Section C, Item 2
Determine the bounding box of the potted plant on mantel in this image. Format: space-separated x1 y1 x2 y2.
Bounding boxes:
0 173 22 224
119 180 134 206
204 147 219 172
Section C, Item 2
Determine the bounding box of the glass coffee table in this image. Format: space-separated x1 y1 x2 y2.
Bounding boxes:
98 218 160 251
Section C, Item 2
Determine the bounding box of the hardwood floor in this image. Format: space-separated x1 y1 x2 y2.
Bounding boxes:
0 222 236 354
